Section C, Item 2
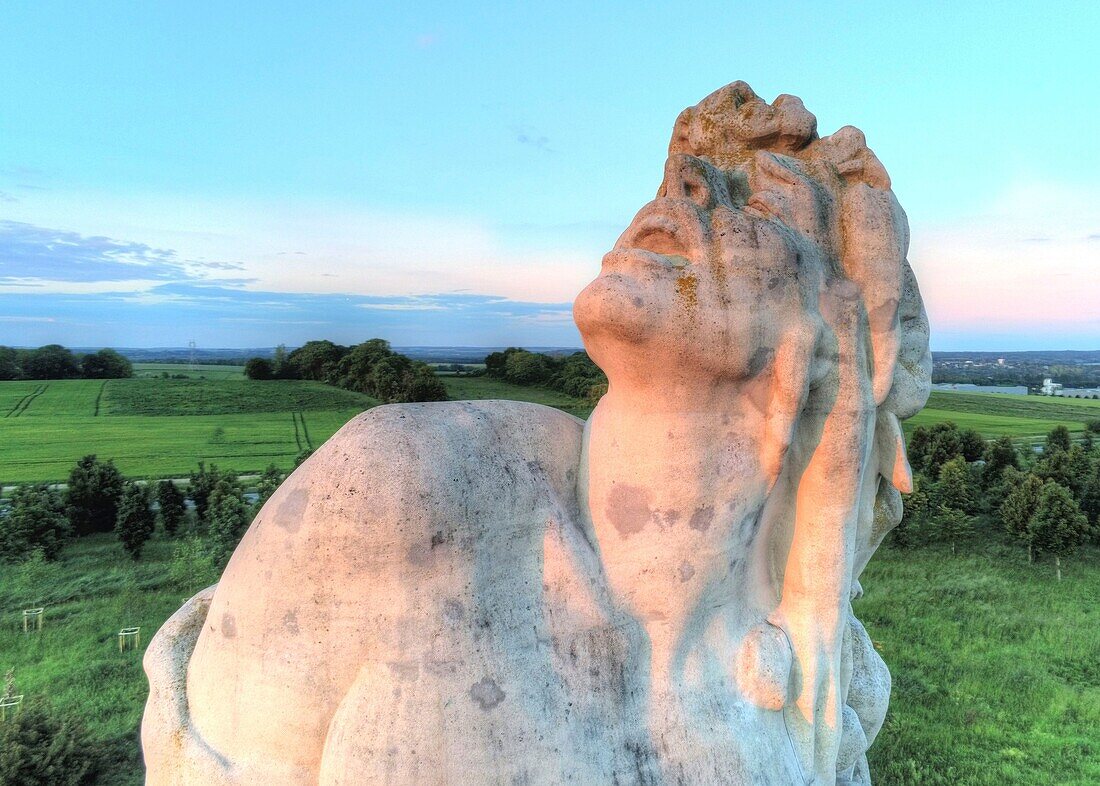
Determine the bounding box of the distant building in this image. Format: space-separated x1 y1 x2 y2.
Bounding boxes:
1056 387 1100 399
931 383 1028 395
1041 378 1062 396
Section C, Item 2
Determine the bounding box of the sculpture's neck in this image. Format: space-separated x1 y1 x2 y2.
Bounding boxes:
580 380 770 642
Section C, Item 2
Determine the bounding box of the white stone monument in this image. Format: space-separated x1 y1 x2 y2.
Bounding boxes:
143 81 931 785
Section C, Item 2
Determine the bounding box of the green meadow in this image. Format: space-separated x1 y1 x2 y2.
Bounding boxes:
0 373 1098 783
2 376 1099 485
0 534 1095 785
0 377 376 484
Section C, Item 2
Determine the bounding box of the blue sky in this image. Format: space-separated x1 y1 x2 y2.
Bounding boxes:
1 1 1097 349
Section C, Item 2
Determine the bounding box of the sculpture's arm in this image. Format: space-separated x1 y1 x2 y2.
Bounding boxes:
771 279 876 784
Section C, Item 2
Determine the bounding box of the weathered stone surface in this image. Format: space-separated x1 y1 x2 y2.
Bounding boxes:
143 81 931 785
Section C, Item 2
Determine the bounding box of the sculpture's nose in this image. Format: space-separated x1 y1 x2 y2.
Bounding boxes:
657 153 734 210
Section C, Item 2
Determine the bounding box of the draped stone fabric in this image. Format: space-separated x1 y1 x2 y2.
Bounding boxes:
143 82 931 786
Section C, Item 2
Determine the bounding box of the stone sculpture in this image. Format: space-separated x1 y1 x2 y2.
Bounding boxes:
143 81 931 785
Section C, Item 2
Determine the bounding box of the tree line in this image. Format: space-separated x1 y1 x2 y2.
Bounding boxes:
0 345 133 380
0 453 311 570
244 339 447 403
896 420 1100 580
483 347 608 401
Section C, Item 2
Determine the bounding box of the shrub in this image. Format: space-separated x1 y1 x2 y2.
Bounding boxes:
64 455 124 536
115 482 155 560
1030 481 1090 581
169 536 220 595
243 357 274 380
0 485 69 562
155 480 187 536
0 703 102 785
208 478 248 563
79 348 132 379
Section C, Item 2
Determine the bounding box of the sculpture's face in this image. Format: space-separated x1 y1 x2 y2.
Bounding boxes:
574 152 823 389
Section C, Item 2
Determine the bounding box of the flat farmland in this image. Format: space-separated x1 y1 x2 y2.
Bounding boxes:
132 363 246 380
3 377 1099 484
0 378 376 483
444 377 1100 440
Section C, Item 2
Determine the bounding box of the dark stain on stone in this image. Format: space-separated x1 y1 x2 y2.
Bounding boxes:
747 346 774 377
430 531 445 549
663 510 682 526
469 676 506 710
688 505 714 532
283 610 299 635
276 488 308 533
606 485 654 538
221 613 236 639
678 561 695 582
443 599 465 622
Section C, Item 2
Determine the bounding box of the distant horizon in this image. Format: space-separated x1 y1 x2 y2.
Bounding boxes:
5 343 1099 355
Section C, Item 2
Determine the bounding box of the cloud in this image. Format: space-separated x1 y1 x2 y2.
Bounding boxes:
0 284 581 348
0 220 197 285
513 125 552 153
0 191 17 204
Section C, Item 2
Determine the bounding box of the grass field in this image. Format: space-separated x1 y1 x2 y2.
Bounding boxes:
132 363 245 380
3 376 1099 484
0 379 377 483
0 533 1094 785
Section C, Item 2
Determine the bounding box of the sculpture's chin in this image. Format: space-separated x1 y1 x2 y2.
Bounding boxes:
573 273 657 353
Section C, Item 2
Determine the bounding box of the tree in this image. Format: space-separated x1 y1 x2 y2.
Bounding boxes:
155 480 187 536
80 348 132 379
293 448 313 467
208 478 248 563
935 504 973 555
958 428 985 463
187 462 227 525
1000 472 1044 562
893 476 934 547
0 345 19 380
367 353 412 401
20 344 81 379
272 344 289 378
243 357 274 380
115 482 155 560
1030 481 1090 581
982 435 1019 486
0 485 69 562
0 703 103 785
169 536 219 596
484 348 522 378
284 340 347 381
64 455 124 536
334 339 393 392
1044 425 1072 454
253 464 284 514
937 456 976 514
504 350 555 385
1079 465 1100 540
398 362 447 403
1034 448 1078 499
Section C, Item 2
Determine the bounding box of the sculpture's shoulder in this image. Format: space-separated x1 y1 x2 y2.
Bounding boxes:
307 399 584 493
253 399 585 541
327 398 584 463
